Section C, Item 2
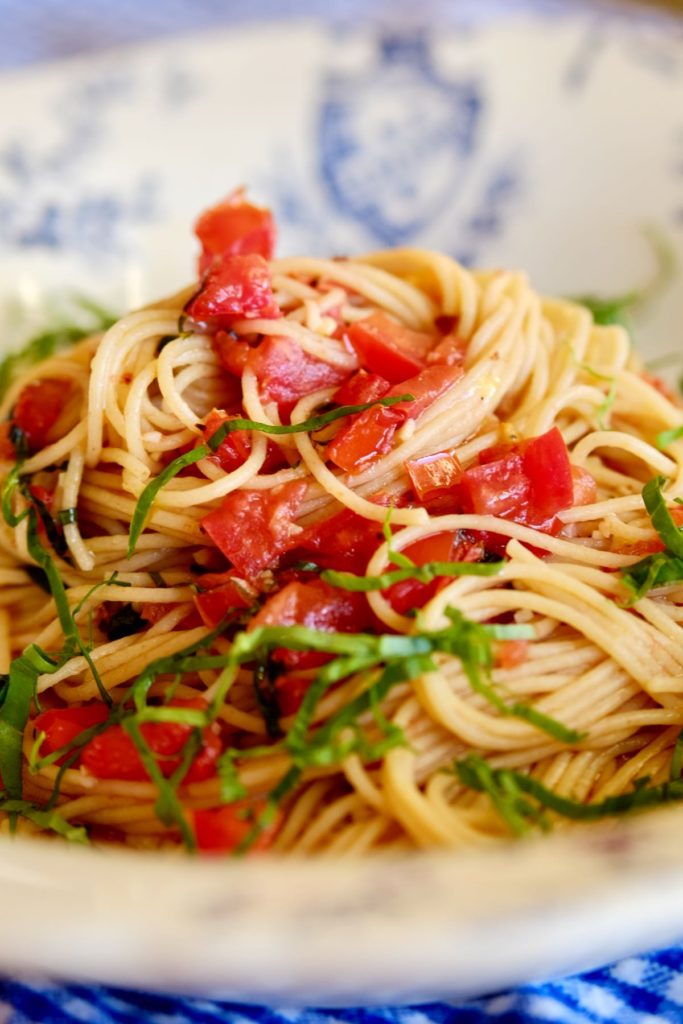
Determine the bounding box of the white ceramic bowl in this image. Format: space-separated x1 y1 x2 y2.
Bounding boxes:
1 1 683 1004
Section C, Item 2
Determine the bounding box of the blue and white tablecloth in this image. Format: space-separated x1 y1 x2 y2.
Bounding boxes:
2 2 683 1021
3 947 683 1024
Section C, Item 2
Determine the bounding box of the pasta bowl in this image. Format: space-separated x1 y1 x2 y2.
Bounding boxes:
0 0 683 1005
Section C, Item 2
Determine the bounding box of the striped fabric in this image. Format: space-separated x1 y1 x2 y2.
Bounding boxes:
3 946 683 1023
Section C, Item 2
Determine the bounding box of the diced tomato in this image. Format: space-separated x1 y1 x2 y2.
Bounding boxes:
192 800 280 853
327 364 463 473
0 422 14 460
326 405 404 474
385 531 460 615
392 364 465 419
201 481 307 579
427 332 467 366
332 370 391 407
346 313 434 383
405 451 463 506
81 698 221 784
195 189 276 276
12 378 70 453
293 508 385 574
461 427 574 532
275 674 312 716
194 574 253 628
249 578 370 669
247 335 352 418
212 331 253 377
202 409 285 474
33 704 110 762
185 253 281 330
571 465 598 507
496 639 529 670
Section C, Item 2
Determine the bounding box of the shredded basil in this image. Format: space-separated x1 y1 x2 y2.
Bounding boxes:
657 426 683 450
127 394 413 557
456 752 683 835
321 559 503 592
0 297 117 400
57 507 78 526
621 476 683 600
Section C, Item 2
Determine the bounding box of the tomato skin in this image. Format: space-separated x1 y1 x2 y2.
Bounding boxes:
212 331 253 377
13 379 70 452
326 405 404 474
346 313 433 383
33 704 110 761
385 532 459 615
249 578 371 668
192 801 280 853
0 422 14 461
201 481 307 579
405 451 463 506
81 699 221 784
275 674 312 716
571 465 598 507
195 189 276 275
496 639 529 669
185 254 281 330
202 409 285 474
332 369 391 407
194 574 252 628
427 332 467 366
461 427 574 532
247 336 352 418
327 364 464 473
293 508 384 574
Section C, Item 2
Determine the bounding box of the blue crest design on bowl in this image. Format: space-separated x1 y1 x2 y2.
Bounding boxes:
319 33 482 245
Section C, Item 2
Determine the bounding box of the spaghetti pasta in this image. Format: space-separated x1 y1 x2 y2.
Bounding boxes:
1 190 682 855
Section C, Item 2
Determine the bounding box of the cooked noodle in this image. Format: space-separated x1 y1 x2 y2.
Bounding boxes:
1 222 683 854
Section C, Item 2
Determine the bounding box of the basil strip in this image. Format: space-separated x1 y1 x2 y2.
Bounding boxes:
321 559 503 592
642 475 683 558
456 753 683 832
127 394 413 557
0 800 89 844
0 646 56 798
621 476 683 600
656 426 683 450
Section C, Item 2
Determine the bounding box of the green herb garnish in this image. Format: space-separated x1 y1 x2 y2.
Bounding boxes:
656 426 683 450
321 559 503 592
127 394 413 557
621 476 683 600
0 296 117 399
455 752 683 836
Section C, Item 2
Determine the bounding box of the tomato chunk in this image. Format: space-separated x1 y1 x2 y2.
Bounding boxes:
194 573 253 628
386 531 461 615
193 801 280 853
332 370 391 407
195 189 276 275
247 336 351 418
202 409 285 474
405 451 463 505
81 699 221 783
0 422 14 460
274 674 312 716
12 378 70 453
201 481 307 578
327 364 463 473
293 508 385 574
461 427 574 532
346 313 433 383
185 254 280 330
33 704 110 761
249 578 371 668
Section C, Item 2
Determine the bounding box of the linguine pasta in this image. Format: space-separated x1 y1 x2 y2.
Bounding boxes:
1 193 682 855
